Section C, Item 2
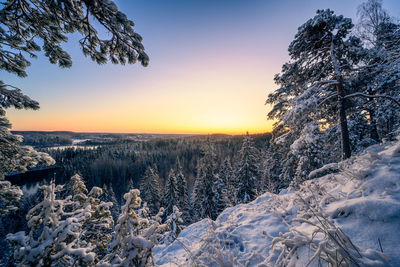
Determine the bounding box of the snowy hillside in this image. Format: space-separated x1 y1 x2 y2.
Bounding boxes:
154 137 400 266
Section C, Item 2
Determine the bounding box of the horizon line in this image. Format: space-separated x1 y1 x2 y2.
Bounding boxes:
11 129 272 136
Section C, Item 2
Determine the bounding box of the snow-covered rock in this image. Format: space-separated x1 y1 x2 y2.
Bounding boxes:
154 137 400 266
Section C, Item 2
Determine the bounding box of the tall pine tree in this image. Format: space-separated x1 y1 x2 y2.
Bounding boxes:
174 158 190 224
236 133 260 204
139 166 162 215
162 169 178 217
192 141 218 220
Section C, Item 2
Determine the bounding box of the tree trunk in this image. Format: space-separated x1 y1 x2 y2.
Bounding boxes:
330 39 351 159
368 108 380 142
337 80 352 159
367 88 380 142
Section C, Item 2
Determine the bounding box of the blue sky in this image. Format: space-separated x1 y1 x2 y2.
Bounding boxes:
5 0 400 133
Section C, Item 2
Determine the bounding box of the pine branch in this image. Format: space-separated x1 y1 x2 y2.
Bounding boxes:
344 92 400 107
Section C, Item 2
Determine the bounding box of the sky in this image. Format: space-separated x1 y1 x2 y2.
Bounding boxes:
4 0 400 134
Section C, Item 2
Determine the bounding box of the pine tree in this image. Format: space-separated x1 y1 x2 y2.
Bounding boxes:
162 169 178 217
0 180 23 216
81 187 114 261
236 133 260 204
70 174 89 208
262 147 283 194
102 184 120 222
218 158 236 205
6 181 95 266
290 123 328 185
266 9 364 160
174 158 190 223
0 0 148 216
0 83 54 216
161 206 183 245
213 174 230 217
191 162 203 222
99 189 157 267
192 141 218 220
139 166 162 215
357 18 400 141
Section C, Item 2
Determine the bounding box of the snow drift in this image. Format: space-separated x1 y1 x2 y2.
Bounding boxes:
154 137 400 266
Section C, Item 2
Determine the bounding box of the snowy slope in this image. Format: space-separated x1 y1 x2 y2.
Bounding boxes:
154 137 400 266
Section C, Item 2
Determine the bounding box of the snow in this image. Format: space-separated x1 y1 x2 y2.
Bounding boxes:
154 137 400 266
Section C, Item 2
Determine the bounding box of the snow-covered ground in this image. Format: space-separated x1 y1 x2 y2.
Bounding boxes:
154 137 400 266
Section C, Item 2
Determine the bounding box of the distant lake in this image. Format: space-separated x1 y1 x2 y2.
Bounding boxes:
46 145 99 151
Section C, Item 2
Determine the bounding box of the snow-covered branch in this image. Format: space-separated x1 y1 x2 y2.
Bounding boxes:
344 92 400 107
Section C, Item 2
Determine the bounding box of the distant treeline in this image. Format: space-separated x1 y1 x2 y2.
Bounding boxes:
44 134 271 202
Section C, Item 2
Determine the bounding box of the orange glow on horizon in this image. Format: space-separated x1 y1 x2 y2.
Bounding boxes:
7 51 277 135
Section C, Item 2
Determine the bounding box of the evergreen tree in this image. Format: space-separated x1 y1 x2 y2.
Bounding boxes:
162 169 178 217
218 158 236 205
213 174 230 217
262 147 283 194
191 162 203 222
99 189 158 267
102 184 120 222
0 83 54 216
266 9 363 160
0 0 148 216
81 187 114 261
236 133 260 204
0 180 23 217
192 141 218 220
6 181 95 266
357 19 400 141
139 167 162 215
161 206 183 245
70 174 89 208
290 123 328 185
174 158 190 223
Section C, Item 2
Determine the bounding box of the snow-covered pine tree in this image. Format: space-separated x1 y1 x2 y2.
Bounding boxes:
139 166 162 215
161 206 183 245
70 174 89 208
191 162 203 222
162 169 178 217
98 189 156 267
218 158 236 206
236 133 260 204
0 179 23 217
355 14 400 141
266 9 364 160
374 21 400 138
6 181 63 266
0 84 54 216
174 158 190 223
0 0 148 77
0 0 148 216
50 198 95 266
192 141 218 220
262 146 283 194
290 123 328 185
81 186 114 261
6 181 95 266
102 183 120 222
213 174 230 217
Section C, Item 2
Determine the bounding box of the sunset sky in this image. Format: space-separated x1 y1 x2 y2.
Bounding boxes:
5 0 400 134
